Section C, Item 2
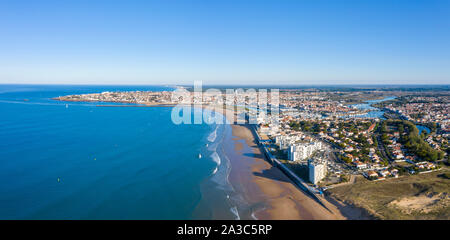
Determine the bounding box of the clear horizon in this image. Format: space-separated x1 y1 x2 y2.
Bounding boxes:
0 0 449 85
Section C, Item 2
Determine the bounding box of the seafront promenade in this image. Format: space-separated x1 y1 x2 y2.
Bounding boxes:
248 124 326 204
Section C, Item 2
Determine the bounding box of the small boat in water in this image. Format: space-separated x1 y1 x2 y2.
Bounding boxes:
198 154 202 159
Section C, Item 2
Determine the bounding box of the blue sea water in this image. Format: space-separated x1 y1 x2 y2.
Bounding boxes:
0 85 233 219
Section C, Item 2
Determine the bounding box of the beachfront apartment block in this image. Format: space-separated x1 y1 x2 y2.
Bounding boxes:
288 141 323 162
275 134 304 150
308 159 327 185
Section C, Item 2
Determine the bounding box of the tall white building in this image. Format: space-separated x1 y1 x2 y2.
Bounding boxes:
288 141 323 162
308 160 327 185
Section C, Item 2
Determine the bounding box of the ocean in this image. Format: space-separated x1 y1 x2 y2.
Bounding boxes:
0 84 236 219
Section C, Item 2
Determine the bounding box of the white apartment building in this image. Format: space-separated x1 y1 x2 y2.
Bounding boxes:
308 159 327 185
275 134 303 150
288 141 323 162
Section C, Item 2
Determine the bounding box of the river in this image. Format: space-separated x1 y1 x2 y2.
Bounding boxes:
345 96 397 119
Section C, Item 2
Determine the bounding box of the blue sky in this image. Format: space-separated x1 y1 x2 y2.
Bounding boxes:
0 0 449 85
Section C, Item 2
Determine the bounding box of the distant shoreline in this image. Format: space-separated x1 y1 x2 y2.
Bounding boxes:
95 104 177 107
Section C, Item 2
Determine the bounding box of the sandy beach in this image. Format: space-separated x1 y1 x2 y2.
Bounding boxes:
201 105 347 220
225 124 347 219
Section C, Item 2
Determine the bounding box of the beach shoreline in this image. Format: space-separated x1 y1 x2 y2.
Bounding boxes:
199 104 347 220
54 98 355 220
224 123 348 219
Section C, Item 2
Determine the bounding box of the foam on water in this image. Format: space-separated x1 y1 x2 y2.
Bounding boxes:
209 151 221 166
207 125 218 142
0 85 225 220
230 206 240 220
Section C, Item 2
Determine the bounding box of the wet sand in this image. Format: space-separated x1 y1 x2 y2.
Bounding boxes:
225 124 346 220
199 105 348 219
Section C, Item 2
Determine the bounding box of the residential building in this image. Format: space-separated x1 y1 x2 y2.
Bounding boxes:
308 159 327 185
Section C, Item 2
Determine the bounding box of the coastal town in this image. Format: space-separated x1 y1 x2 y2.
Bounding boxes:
55 87 450 219
3 0 450 228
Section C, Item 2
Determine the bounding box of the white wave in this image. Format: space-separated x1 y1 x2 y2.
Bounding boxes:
230 206 240 220
210 152 221 166
207 125 218 142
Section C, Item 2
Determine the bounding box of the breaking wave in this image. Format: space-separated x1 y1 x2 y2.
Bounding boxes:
207 125 218 142
210 151 221 166
230 206 240 220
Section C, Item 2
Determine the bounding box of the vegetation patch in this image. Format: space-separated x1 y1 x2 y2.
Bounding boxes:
328 170 450 219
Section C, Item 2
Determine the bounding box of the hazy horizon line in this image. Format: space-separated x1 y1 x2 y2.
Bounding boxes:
1 82 449 87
